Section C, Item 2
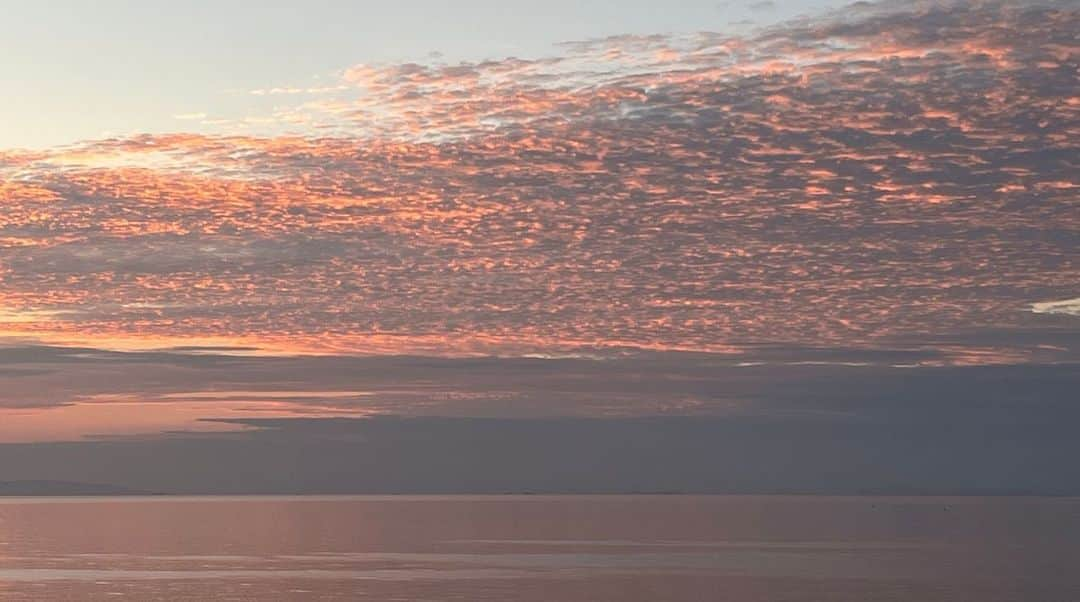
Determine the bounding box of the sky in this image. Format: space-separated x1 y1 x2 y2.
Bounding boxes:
0 0 1077 493
1 0 844 149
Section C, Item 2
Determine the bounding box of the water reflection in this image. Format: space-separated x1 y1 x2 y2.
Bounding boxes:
0 496 1077 601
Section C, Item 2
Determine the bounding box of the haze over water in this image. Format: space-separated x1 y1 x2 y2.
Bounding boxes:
0 495 1077 601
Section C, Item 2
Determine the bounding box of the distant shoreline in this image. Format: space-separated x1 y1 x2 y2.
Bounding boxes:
2 490 1077 499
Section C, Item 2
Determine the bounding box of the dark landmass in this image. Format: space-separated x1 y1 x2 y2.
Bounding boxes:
0 480 153 496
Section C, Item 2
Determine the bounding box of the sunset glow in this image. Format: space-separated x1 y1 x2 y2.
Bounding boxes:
0 0 1076 442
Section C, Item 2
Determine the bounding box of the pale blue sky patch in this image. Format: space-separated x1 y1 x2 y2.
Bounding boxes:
0 0 848 148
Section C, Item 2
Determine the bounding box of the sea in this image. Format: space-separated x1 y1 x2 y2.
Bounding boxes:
0 495 1077 601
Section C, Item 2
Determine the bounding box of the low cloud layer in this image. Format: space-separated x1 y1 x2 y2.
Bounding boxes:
4 402 1079 494
0 341 1075 442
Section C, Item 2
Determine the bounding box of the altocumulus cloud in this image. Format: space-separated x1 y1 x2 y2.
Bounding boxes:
1 0 1074 362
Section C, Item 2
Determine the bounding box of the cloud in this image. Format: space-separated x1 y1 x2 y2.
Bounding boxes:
0 0 1075 363
1031 298 1080 317
4 401 1080 494
0 340 1075 442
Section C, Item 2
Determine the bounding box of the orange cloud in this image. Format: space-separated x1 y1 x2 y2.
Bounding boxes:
0 0 1075 364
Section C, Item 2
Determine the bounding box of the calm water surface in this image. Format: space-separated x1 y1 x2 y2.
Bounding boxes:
0 495 1077 601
